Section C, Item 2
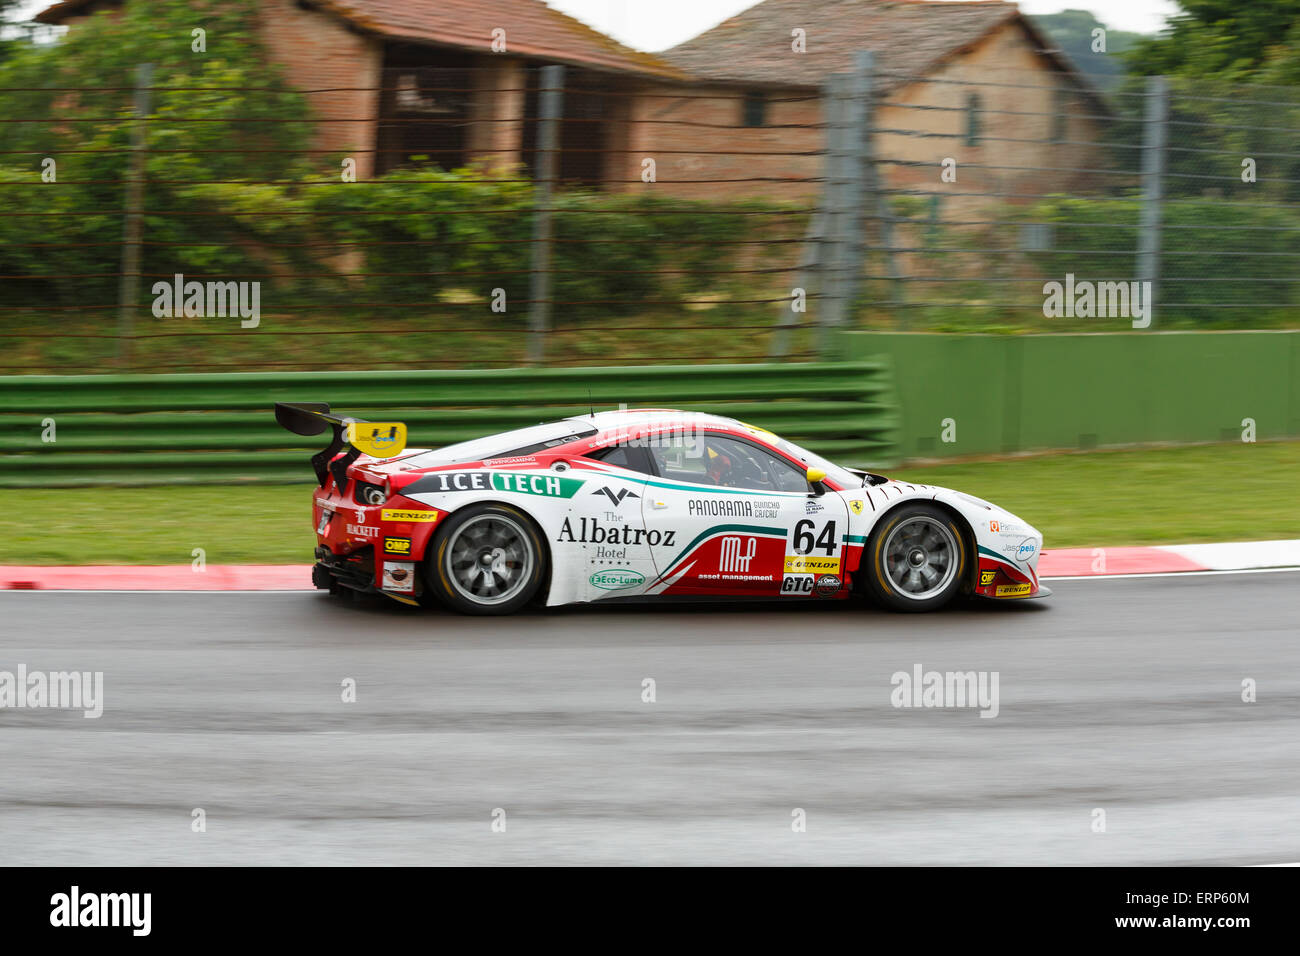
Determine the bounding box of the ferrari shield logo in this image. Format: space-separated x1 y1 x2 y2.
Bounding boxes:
346 422 407 458
849 500 864 515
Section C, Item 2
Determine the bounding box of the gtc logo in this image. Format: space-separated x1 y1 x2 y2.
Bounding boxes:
593 486 640 507
719 536 756 573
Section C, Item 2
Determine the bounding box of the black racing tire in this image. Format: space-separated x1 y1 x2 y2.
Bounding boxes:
862 503 968 612
424 503 547 615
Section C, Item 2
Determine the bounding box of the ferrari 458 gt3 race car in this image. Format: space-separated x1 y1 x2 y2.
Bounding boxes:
275 403 1049 614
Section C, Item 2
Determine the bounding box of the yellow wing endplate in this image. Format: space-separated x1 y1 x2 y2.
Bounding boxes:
345 422 407 458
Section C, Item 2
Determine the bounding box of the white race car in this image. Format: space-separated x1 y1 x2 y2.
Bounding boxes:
275 404 1048 614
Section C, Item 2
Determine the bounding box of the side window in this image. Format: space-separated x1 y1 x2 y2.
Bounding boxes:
650 434 808 493
965 92 982 147
587 443 652 475
648 434 710 483
1051 86 1069 143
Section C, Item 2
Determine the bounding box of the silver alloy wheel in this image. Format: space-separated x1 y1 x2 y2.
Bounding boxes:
445 514 534 606
882 515 959 601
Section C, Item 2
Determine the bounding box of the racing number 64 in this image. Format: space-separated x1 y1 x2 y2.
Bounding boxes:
792 519 836 555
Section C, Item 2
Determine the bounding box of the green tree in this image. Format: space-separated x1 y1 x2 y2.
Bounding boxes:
0 1 33 62
1127 1 1300 80
0 0 317 306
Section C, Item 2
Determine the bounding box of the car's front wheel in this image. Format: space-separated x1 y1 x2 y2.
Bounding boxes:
426 504 547 615
862 504 968 612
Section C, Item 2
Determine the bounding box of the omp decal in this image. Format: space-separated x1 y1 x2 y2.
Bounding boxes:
589 569 646 590
382 508 439 522
383 537 412 555
995 583 1032 597
978 546 1037 587
592 486 640 507
980 569 998 586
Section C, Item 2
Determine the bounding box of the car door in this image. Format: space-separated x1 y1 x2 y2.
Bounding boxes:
563 443 657 600
640 432 848 597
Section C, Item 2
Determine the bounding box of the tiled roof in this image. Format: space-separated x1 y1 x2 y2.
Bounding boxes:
662 0 1030 90
36 0 687 80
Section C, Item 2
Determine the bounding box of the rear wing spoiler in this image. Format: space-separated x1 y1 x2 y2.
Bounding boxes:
274 402 407 487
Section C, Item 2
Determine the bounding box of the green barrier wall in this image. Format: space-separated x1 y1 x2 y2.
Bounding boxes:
0 362 901 486
840 330 1300 459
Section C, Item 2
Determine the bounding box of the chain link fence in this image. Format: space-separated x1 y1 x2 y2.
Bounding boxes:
0 65 822 372
833 64 1300 335
2 59 1298 373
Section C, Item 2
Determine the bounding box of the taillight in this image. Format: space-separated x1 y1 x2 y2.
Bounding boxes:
353 480 387 506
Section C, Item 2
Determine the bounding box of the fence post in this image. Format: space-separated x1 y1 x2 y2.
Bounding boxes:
1136 74 1168 329
835 51 873 335
528 65 564 364
116 62 152 368
812 75 849 358
856 52 905 317
815 55 871 359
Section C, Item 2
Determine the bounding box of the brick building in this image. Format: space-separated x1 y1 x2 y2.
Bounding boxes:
37 0 1109 204
35 0 686 182
636 0 1112 203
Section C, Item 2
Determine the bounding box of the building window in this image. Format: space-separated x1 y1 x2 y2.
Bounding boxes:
965 92 982 146
742 91 767 127
1052 87 1069 143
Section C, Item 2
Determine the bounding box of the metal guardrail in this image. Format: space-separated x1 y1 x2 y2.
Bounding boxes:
0 362 900 486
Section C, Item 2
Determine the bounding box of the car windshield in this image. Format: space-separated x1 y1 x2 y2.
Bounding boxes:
400 419 598 467
764 433 862 488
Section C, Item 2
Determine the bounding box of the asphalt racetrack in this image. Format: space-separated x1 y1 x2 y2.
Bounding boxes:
2 570 1297 865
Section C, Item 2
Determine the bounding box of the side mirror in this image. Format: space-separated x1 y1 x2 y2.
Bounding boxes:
806 467 827 494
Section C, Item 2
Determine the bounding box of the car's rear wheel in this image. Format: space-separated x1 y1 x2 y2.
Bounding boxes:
863 504 967 612
426 504 546 615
